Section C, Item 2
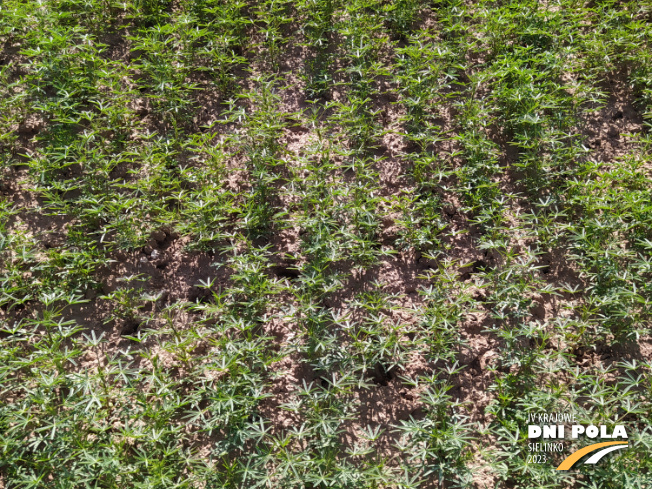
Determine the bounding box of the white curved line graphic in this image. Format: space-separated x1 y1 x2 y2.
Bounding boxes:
584 444 628 465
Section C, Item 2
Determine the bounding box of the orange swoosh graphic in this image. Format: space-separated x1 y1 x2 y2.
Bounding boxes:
556 441 628 470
